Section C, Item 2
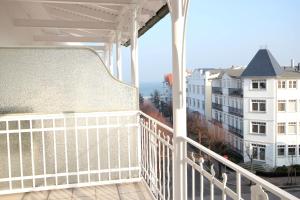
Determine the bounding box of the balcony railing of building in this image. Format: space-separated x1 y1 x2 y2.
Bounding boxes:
212 87 223 94
0 111 298 200
228 106 243 117
228 88 243 97
212 103 223 111
228 125 243 137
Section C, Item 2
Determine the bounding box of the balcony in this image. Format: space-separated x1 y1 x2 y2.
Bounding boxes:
0 1 298 198
212 87 223 95
228 125 243 137
228 88 243 97
228 106 243 117
0 111 297 200
212 103 223 111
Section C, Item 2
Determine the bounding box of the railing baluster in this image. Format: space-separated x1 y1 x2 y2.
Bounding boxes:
127 116 131 179
96 117 101 181
86 117 90 183
75 117 80 183
29 120 35 188
191 153 195 200
63 117 69 185
158 130 162 199
166 136 171 200
145 121 149 183
222 173 228 200
162 135 166 200
236 172 241 200
53 119 58 186
6 121 12 190
18 120 24 189
210 165 215 200
117 116 121 179
41 119 47 186
199 157 204 200
107 116 111 180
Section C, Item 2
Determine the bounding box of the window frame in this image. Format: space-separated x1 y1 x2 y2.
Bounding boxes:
251 122 267 135
288 145 296 156
251 99 266 112
277 145 285 156
251 80 266 90
277 100 286 112
277 122 286 134
288 122 297 134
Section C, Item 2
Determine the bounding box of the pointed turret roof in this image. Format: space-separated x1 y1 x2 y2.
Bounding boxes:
241 49 283 77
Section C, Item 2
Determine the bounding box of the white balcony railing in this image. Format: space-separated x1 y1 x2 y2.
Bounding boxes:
0 111 299 200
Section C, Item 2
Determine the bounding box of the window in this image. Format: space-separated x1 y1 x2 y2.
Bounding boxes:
288 100 297 112
278 100 286 112
277 145 285 156
251 144 266 161
201 86 205 94
278 80 286 89
252 80 266 90
251 122 266 134
288 122 297 134
277 123 285 134
251 100 266 112
288 145 296 156
288 80 297 89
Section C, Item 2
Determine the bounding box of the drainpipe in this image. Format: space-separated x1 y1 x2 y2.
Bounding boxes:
167 0 190 200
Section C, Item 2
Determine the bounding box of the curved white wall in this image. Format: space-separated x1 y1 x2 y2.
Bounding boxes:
0 47 138 114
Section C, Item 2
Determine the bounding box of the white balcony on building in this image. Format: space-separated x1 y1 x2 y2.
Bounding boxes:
0 1 298 200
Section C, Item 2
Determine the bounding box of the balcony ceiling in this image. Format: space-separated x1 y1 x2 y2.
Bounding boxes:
0 0 167 48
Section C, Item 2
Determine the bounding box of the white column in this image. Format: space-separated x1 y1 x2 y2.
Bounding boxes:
108 43 114 75
103 45 108 67
116 31 122 81
167 0 190 200
130 6 139 88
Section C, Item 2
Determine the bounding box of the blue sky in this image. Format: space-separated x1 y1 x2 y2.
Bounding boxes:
118 0 300 84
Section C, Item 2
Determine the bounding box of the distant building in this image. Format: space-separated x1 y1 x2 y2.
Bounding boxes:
188 49 300 168
161 73 173 104
241 49 300 168
186 68 221 120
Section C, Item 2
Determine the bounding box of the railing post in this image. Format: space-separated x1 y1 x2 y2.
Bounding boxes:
167 0 190 200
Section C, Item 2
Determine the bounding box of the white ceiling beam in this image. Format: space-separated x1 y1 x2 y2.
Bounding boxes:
14 19 118 30
46 4 117 22
5 0 136 5
34 35 111 42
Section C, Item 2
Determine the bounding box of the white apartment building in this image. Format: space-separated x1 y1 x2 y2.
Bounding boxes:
211 67 245 154
241 49 300 168
210 49 300 168
187 69 221 120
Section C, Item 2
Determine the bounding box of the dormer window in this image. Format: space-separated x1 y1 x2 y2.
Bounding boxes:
251 80 266 90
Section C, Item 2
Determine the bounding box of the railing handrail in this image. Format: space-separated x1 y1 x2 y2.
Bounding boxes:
139 111 174 133
0 110 140 121
181 136 299 200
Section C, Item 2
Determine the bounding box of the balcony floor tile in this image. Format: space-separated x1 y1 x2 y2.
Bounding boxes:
0 182 154 200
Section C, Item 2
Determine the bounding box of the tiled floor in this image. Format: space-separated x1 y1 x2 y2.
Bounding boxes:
0 182 154 200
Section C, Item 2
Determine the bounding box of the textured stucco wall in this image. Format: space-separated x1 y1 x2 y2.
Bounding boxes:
0 47 138 114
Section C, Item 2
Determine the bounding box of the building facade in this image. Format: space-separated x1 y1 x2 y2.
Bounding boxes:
242 49 300 168
187 69 220 120
190 49 300 168
211 67 245 154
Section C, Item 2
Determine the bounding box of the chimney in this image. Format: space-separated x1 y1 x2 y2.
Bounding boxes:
291 59 294 68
